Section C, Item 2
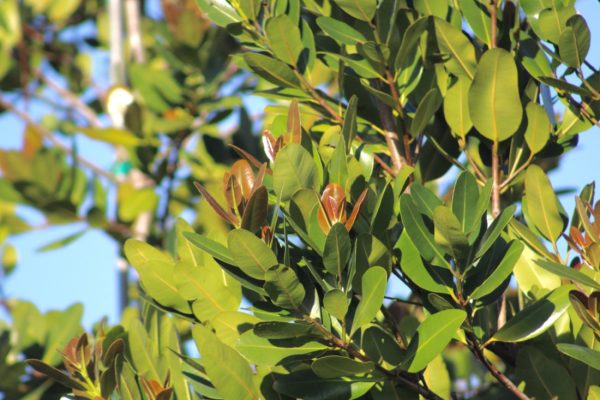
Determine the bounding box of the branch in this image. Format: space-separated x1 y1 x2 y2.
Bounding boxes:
0 94 118 183
373 95 405 173
125 0 145 63
36 71 102 127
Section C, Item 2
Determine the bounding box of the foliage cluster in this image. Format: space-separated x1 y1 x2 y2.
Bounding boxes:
1 0 600 399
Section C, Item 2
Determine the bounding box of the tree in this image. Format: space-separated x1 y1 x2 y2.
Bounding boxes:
1 0 600 399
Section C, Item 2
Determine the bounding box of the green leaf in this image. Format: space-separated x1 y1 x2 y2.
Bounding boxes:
451 171 479 233
469 48 523 142
273 144 319 201
474 204 516 259
195 0 240 27
264 265 306 309
516 346 578 400
459 0 491 46
272 369 374 399
413 0 447 18
78 127 143 147
26 360 86 391
334 0 377 21
317 17 366 46
536 260 600 291
469 241 523 300
312 356 374 378
559 15 591 68
491 285 574 343
37 229 86 252
266 15 304 66
342 96 358 151
557 343 600 371
401 309 466 373
432 16 477 80
538 5 575 44
323 289 349 320
41 303 83 366
127 319 161 381
444 77 472 138
253 321 319 339
524 102 551 154
524 165 565 243
236 331 327 366
351 266 387 335
243 53 301 88
397 232 454 294
400 194 450 268
409 183 442 219
433 205 469 260
228 229 277 280
410 88 442 136
323 223 352 277
363 325 405 366
538 76 592 97
183 232 234 265
192 325 259 400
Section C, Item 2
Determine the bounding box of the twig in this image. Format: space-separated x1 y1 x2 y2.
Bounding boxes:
0 94 118 182
125 0 145 63
374 96 405 173
384 296 424 307
491 140 501 217
36 71 102 127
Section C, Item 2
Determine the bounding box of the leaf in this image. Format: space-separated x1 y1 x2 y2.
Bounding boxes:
362 325 405 366
444 77 472 138
469 48 523 142
236 331 327 366
272 369 374 399
474 204 516 259
323 289 349 320
516 347 578 400
524 102 551 154
183 232 234 265
559 15 590 68
312 356 374 378
342 96 358 151
317 17 366 46
432 16 477 79
538 76 592 97
536 260 600 291
459 0 491 46
557 343 600 371
241 186 268 233
400 194 450 268
433 205 469 260
264 265 306 310
266 15 304 66
253 321 319 339
243 53 301 88
228 229 278 280
351 266 387 335
397 232 454 294
273 144 319 201
469 241 523 300
323 223 352 277
127 319 162 382
538 5 575 44
192 325 259 400
524 165 565 243
78 127 142 147
26 359 86 390
42 303 83 366
401 309 466 373
491 285 574 343
410 88 442 136
195 0 240 27
334 0 377 21
451 171 479 233
36 229 86 252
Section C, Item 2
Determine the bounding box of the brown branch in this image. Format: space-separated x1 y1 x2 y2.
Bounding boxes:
466 332 530 400
374 97 405 173
490 0 498 49
0 94 118 183
491 140 501 217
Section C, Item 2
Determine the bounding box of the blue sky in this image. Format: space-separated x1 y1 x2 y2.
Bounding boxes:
1 2 599 328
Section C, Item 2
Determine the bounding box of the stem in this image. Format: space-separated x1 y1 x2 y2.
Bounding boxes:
490 0 498 49
500 153 534 192
0 95 117 182
374 94 404 173
466 332 530 400
491 140 501 218
125 0 145 64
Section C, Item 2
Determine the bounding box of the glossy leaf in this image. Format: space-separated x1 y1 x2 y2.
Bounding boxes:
432 16 477 79
323 223 351 277
433 205 469 260
451 171 479 233
469 48 522 142
536 260 600 291
317 17 366 45
410 88 442 136
183 232 234 265
559 15 591 68
312 356 374 378
273 144 319 201
524 165 565 243
323 289 349 320
334 0 377 21
524 102 551 154
491 285 574 343
557 343 600 370
469 241 523 300
236 331 327 366
228 228 278 279
474 204 516 259
460 0 490 46
401 309 466 373
244 53 301 88
351 266 387 335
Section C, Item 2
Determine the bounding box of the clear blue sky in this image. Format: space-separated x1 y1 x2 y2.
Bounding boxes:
0 2 599 328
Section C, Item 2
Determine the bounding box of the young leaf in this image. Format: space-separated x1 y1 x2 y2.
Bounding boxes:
469 48 523 142
351 266 387 335
401 309 466 373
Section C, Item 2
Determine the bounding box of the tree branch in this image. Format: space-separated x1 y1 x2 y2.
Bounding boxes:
0 94 117 183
